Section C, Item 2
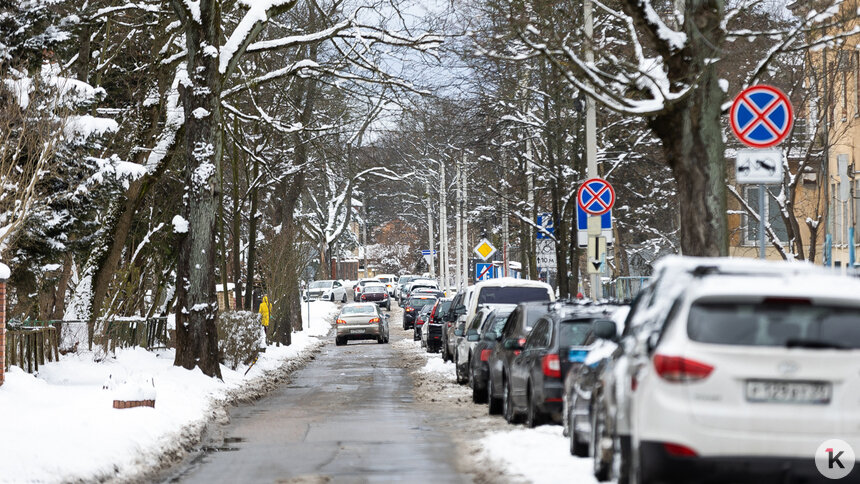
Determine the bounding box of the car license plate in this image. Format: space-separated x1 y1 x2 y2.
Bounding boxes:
350 329 364 334
568 349 589 363
745 380 831 404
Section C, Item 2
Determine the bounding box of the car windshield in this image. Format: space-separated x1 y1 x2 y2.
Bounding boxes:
688 301 860 349
398 276 417 284
559 320 594 346
309 281 330 289
484 310 514 334
477 287 550 305
407 298 436 309
341 305 377 316
364 285 385 293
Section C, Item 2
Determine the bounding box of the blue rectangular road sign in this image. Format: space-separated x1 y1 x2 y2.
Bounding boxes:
421 250 437 255
577 206 613 247
537 213 555 239
476 263 493 281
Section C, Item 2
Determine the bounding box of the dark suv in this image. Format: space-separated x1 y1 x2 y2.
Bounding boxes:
486 301 552 415
402 295 438 330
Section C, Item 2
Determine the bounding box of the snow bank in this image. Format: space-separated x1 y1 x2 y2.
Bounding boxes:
480 426 599 484
0 262 9 280
0 302 336 483
418 354 456 378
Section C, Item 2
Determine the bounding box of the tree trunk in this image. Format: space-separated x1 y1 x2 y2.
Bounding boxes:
244 158 258 312
173 0 223 378
231 123 243 309
639 0 727 257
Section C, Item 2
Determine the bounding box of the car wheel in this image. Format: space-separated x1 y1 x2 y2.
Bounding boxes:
342 294 347 303
488 376 503 415
471 369 487 404
335 337 345 346
526 385 544 428
455 355 468 385
592 396 628 482
503 378 519 424
570 407 589 457
442 342 449 362
413 329 420 341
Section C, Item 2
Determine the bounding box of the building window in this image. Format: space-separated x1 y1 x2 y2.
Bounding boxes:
743 186 789 246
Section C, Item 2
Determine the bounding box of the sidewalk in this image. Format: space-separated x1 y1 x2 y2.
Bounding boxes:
0 301 338 483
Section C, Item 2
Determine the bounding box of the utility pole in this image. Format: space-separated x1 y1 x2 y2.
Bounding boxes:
439 162 448 291
462 153 469 286
426 175 435 278
526 137 537 280
455 162 462 290
502 158 509 277
585 0 602 299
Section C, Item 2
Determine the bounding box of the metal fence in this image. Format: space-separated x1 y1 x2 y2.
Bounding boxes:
602 276 652 302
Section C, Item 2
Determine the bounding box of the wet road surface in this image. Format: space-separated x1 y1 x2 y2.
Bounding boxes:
169 306 467 484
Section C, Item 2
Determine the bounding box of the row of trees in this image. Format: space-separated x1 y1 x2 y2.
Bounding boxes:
0 0 854 377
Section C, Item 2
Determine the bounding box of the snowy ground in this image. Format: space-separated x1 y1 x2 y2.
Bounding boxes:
0 301 339 484
391 322 604 484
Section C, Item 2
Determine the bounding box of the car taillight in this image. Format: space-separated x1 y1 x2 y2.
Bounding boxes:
481 349 492 362
336 319 347 324
518 338 526 346
406 307 414 312
369 317 380 323
663 442 697 457
653 354 713 382
542 354 561 378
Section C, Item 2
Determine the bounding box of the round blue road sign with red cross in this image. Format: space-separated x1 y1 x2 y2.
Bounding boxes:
730 85 793 148
577 178 615 216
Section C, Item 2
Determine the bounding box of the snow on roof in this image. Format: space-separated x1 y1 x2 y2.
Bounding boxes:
473 277 552 290
0 262 9 280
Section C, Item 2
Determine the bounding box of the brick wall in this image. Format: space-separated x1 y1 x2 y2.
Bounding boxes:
0 280 6 387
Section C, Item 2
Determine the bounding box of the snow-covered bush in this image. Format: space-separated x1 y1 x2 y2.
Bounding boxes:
216 311 263 370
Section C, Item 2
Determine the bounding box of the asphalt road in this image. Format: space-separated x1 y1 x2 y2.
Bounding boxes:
167 304 467 484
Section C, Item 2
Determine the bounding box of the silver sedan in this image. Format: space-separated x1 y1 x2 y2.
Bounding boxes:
335 303 390 346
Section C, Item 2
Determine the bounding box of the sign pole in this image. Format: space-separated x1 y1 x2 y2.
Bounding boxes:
759 184 766 259
584 0 601 300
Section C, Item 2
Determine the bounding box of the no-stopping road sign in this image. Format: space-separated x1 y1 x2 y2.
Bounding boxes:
577 178 615 216
730 85 793 148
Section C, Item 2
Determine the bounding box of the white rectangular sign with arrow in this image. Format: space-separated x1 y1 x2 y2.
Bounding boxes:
587 235 607 274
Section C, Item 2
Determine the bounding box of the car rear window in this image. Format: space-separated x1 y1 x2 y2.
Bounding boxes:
341 305 377 315
364 286 385 293
477 287 550 306
407 298 436 309
688 302 860 349
559 320 593 346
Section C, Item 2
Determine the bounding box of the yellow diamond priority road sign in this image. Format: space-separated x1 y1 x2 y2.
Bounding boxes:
474 238 497 261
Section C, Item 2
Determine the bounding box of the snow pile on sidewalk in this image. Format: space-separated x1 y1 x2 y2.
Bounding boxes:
479 426 599 484
0 301 338 483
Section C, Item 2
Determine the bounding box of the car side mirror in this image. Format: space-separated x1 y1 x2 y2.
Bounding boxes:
594 319 618 341
482 332 496 342
384 314 390 320
466 328 479 337
454 329 464 337
503 338 524 351
467 333 480 342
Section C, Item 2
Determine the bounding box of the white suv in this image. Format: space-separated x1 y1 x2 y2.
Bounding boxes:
614 257 860 483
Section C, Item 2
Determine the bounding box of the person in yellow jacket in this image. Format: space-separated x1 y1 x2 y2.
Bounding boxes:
259 295 271 328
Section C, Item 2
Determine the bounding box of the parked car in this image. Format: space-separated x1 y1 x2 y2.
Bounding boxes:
376 273 397 295
422 298 452 353
414 305 434 342
487 301 553 416
464 277 554 331
402 295 438 330
396 274 421 303
563 305 630 457
352 278 381 302
457 305 515 387
469 306 519 403
442 287 473 362
303 280 347 303
588 256 853 484
402 279 439 301
335 303 390 345
359 283 391 310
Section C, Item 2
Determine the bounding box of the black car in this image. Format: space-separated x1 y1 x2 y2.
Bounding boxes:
487 301 551 416
507 304 608 428
561 305 626 456
442 289 469 362
425 298 452 353
402 295 438 330
468 307 516 403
